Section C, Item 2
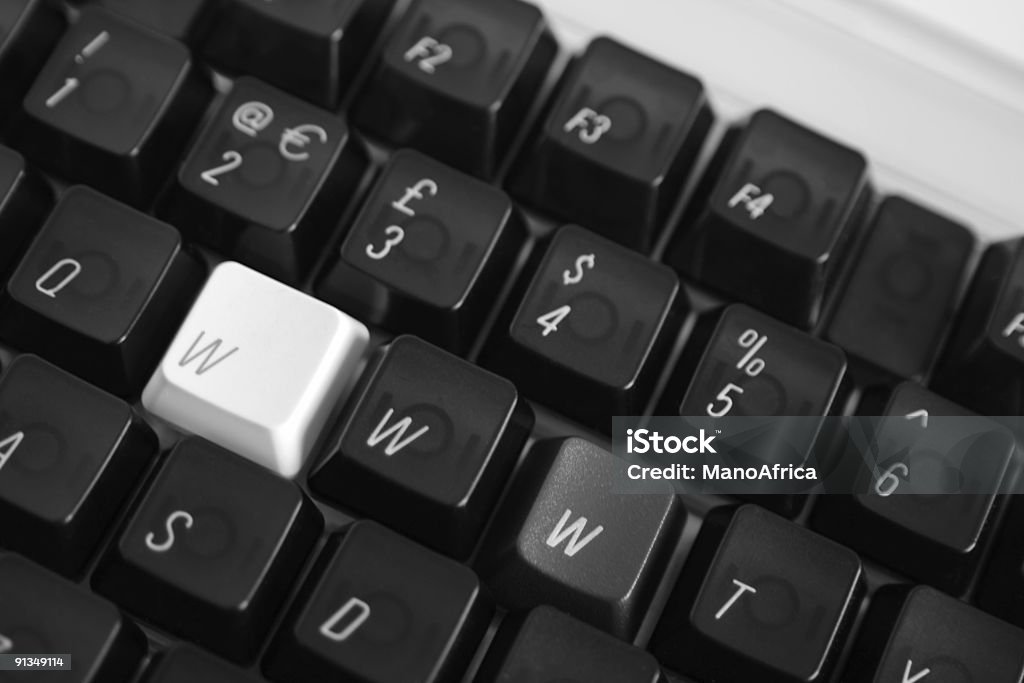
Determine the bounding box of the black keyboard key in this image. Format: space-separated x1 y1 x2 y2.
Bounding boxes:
0 186 204 396
846 585 1024 682
0 0 64 126
977 495 1024 628
91 0 218 44
812 382 1014 592
0 554 146 682
510 37 712 252
264 520 491 683
827 197 975 380
0 356 156 576
93 437 322 663
205 0 393 108
310 336 532 558
145 646 263 683
317 150 525 353
0 145 52 282
483 225 681 431
476 437 683 639
475 606 663 683
650 505 863 683
14 8 211 206
352 0 557 178
666 109 869 328
158 77 366 283
933 238 1024 414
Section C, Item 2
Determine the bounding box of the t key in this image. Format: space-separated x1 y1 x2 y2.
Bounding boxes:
310 335 533 558
650 505 863 683
0 186 204 396
476 437 684 639
353 0 557 178
142 262 369 477
158 77 367 283
93 437 323 663
510 37 712 252
0 355 157 576
666 109 869 328
484 225 681 431
15 8 211 206
317 149 526 353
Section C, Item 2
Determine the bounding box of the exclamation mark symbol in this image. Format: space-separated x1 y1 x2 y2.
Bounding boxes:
75 31 110 64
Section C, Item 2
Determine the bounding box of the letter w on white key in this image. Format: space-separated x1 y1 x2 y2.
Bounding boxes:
366 408 429 456
546 509 604 557
179 331 239 375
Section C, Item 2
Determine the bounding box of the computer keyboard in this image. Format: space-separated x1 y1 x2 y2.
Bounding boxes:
1 0 1024 682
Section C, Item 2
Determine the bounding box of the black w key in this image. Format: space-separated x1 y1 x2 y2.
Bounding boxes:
484 224 681 431
0 355 157 576
93 437 322 663
159 77 367 283
311 335 532 558
0 186 204 396
650 505 863 683
317 150 525 353
476 437 684 639
14 8 211 206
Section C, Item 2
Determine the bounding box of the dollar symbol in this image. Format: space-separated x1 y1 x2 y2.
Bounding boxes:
562 254 596 286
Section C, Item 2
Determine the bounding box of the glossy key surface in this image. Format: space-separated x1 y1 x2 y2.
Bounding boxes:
94 437 322 663
510 36 712 251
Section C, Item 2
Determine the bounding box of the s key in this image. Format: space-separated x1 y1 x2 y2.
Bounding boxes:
93 437 323 663
352 0 557 178
0 186 204 396
317 150 525 353
14 8 211 206
158 77 367 283
483 225 681 431
650 505 863 683
310 335 533 558
666 110 869 328
510 36 712 252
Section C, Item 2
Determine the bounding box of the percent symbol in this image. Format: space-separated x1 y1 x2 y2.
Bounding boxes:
736 329 767 376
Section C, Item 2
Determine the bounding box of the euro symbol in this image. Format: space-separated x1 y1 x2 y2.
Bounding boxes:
232 101 274 137
279 124 329 162
563 254 596 285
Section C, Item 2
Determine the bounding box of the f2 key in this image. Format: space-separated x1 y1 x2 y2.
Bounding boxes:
15 8 211 206
484 225 681 430
159 77 367 283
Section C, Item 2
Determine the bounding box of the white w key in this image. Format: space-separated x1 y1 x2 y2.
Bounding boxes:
143 262 369 477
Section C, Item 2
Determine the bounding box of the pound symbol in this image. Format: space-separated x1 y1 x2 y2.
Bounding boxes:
145 510 194 553
392 178 439 217
232 101 275 137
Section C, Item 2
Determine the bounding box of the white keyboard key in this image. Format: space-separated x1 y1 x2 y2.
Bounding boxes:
142 262 369 477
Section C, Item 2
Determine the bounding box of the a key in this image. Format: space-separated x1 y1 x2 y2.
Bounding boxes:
352 0 557 178
316 149 526 353
665 109 869 328
811 382 1014 592
142 262 369 478
0 186 204 396
664 304 846 515
476 437 684 639
14 8 211 206
0 554 146 683
932 238 1024 415
264 520 492 683
827 197 976 380
158 77 367 283
205 0 393 108
509 37 712 252
0 0 63 126
483 225 681 431
145 646 263 683
977 495 1024 629
0 355 157 576
650 505 863 683
310 336 533 558
475 606 664 683
93 437 322 663
845 585 1024 682
90 0 219 44
0 144 52 282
